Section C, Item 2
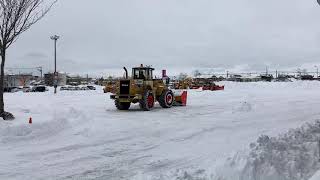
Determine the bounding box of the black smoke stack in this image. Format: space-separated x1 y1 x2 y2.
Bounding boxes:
123 67 128 79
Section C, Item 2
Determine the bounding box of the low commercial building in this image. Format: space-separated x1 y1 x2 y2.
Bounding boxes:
4 74 34 88
227 74 261 82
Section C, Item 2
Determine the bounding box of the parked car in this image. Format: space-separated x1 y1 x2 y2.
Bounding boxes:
23 86 32 92
31 86 46 92
11 87 22 93
4 87 18 93
59 85 94 91
80 86 89 90
87 85 96 90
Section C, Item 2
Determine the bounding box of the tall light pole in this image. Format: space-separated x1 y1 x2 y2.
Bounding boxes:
50 35 59 94
315 65 319 78
36 66 43 79
265 66 268 75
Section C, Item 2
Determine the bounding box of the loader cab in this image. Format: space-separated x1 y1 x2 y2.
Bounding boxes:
132 67 154 80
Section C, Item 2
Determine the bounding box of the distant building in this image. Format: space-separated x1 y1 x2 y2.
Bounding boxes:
4 74 34 88
227 74 242 82
227 74 261 82
44 72 67 86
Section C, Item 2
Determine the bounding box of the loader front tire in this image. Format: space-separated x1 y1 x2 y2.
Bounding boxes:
159 90 174 108
115 100 131 110
139 90 154 111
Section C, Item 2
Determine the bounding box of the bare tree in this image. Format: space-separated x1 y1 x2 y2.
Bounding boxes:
193 70 201 78
178 72 188 80
0 0 56 120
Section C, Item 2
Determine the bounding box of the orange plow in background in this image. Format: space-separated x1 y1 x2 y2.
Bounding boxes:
202 84 225 91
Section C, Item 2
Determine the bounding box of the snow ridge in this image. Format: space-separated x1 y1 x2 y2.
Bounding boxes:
139 120 320 180
218 120 320 180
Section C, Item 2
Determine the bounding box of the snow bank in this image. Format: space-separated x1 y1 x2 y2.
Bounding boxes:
216 121 320 180
309 170 320 180
135 120 320 180
0 117 70 144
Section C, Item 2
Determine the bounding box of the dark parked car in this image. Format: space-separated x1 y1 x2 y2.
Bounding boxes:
87 85 96 90
32 86 46 92
4 87 22 93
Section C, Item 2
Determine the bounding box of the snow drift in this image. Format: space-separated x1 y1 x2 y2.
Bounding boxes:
133 120 320 180
216 121 320 180
309 170 320 180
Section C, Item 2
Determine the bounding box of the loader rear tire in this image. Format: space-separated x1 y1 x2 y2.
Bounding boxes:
159 90 174 108
115 100 131 110
139 90 154 111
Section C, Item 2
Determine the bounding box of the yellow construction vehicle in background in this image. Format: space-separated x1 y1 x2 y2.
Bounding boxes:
103 81 117 93
110 65 187 111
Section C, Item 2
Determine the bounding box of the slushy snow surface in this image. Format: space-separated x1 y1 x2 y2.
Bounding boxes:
1 81 320 180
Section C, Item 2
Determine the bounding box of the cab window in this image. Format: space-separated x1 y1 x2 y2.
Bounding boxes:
133 69 153 80
133 69 146 80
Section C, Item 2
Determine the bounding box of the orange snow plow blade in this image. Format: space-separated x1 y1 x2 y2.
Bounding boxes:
173 90 188 106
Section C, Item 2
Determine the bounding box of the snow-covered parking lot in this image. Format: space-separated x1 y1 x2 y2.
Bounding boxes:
1 81 320 180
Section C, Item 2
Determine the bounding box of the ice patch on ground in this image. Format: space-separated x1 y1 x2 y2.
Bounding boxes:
215 120 320 180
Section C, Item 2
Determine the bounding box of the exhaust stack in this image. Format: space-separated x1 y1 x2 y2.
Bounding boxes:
123 67 128 79
162 70 167 78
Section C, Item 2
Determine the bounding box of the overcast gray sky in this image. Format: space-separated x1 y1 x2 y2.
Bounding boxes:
5 0 320 76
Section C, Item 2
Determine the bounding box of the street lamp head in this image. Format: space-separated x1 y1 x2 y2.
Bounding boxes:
50 35 60 40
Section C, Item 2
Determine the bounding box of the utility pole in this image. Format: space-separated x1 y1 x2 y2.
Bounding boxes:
87 74 89 85
50 35 60 94
37 66 43 79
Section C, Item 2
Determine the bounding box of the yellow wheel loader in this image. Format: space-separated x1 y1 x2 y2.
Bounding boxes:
110 65 187 111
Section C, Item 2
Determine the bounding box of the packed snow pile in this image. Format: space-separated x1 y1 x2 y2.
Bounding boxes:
216 121 320 180
309 170 320 180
